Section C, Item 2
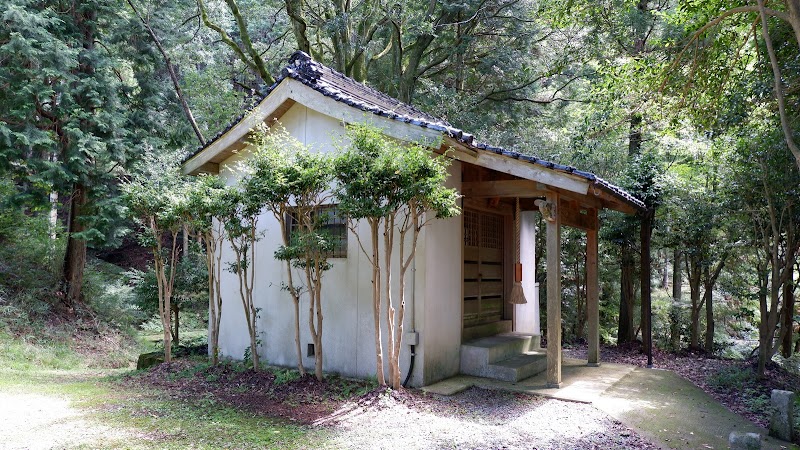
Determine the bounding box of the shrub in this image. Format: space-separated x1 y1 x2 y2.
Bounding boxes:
130 250 209 340
81 259 146 331
707 365 757 391
271 367 302 385
0 181 64 328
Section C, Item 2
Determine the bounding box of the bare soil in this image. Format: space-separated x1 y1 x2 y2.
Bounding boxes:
126 360 372 424
0 392 135 449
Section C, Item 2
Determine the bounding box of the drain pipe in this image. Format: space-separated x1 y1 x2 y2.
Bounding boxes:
403 258 417 387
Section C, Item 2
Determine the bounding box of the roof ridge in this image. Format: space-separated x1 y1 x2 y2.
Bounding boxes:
185 51 645 211
283 51 448 126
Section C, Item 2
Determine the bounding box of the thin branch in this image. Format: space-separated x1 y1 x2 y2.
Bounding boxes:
757 0 800 168
196 0 257 75
127 0 206 145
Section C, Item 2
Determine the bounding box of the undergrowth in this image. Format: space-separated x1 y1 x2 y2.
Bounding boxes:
708 365 800 440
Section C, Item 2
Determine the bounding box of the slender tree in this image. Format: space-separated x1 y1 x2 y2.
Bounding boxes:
721 115 800 375
186 175 233 365
335 124 459 388
122 154 189 363
248 126 334 380
224 180 264 370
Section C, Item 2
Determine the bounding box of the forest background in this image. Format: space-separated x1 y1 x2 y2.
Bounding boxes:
1 0 799 382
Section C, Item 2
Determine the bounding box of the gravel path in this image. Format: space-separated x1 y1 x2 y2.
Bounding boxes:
0 392 131 450
317 387 658 449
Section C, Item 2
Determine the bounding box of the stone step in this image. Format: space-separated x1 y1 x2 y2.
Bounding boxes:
486 351 547 382
460 333 541 378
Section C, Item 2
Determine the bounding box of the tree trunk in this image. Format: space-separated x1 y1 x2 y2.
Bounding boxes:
670 249 682 350
781 280 795 358
757 284 771 376
205 233 220 365
703 275 714 353
49 190 58 241
370 219 385 385
383 216 396 386
757 0 800 170
690 302 701 350
172 301 180 346
758 240 782 377
285 0 311 55
314 294 323 381
786 0 800 51
294 297 303 373
685 252 703 351
618 245 636 343
61 183 87 311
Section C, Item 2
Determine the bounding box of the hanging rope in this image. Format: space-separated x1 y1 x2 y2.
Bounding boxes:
509 197 527 304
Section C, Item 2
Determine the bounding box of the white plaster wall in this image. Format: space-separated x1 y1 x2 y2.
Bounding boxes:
514 210 540 335
213 102 450 385
418 161 463 385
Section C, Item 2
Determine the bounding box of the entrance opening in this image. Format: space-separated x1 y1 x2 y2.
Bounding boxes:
463 209 511 340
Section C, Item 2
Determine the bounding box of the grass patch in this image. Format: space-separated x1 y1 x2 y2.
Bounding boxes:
0 330 85 371
0 329 322 449
0 320 137 371
92 389 319 449
0 366 322 449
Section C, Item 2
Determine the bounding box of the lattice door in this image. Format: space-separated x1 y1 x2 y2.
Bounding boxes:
463 209 505 328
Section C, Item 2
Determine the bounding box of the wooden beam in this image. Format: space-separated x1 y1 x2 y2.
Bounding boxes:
443 138 591 195
543 184 639 215
461 180 549 198
559 199 598 231
587 209 600 366
546 192 562 388
183 81 294 175
195 162 219 175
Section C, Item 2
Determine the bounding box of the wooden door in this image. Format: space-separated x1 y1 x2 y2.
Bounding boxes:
463 209 505 329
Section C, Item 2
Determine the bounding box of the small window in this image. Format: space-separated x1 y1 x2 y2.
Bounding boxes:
286 204 348 258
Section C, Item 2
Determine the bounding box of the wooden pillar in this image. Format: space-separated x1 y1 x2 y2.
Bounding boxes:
545 193 562 388
587 209 600 366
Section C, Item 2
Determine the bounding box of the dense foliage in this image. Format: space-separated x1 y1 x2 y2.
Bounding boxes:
1 0 798 375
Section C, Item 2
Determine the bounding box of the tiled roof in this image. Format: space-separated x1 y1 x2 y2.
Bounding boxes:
189 51 645 211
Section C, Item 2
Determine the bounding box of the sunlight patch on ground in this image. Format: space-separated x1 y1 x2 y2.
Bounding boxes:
0 392 132 449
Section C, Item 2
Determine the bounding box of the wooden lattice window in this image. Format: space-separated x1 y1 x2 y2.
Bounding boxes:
464 210 480 247
480 213 503 249
286 205 348 258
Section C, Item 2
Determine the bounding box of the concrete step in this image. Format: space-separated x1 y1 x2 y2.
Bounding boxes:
460 333 541 378
486 351 547 382
462 320 513 342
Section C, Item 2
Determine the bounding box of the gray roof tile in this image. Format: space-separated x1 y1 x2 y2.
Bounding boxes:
188 51 645 211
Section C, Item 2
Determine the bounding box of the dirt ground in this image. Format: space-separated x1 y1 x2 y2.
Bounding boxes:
128 360 658 449
0 392 134 449
0 360 658 450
